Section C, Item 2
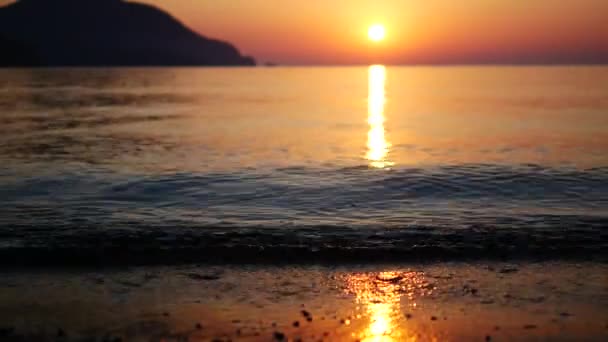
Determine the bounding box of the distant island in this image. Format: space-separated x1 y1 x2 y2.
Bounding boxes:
0 0 255 66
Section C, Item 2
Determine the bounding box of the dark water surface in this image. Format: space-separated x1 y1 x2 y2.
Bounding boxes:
0 66 607 263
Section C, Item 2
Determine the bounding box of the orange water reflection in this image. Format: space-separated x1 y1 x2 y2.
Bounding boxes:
344 271 429 341
366 65 393 169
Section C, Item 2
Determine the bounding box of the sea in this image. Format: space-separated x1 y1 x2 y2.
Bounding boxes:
0 66 606 264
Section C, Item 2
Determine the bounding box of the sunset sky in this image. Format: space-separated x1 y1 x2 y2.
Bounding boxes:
2 0 607 65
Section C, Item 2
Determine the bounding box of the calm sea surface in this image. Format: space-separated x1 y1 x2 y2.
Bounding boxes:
1 66 607 262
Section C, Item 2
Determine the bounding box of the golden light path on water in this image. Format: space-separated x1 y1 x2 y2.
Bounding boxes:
366 65 393 168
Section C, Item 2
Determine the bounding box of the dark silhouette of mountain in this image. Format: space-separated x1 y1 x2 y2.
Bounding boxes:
0 0 255 66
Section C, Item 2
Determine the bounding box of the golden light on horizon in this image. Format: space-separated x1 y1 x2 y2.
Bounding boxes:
368 24 386 42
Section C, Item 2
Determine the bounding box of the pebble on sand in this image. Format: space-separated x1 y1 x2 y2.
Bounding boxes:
499 266 519 274
273 331 286 340
184 273 221 281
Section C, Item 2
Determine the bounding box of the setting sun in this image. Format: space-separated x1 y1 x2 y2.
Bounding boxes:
368 24 386 42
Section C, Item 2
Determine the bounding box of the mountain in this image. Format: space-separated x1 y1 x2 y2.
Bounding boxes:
0 0 255 66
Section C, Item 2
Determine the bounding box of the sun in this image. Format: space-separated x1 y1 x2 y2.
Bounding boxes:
368 24 386 42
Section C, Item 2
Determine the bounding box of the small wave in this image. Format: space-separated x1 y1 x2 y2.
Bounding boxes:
0 220 606 266
1 164 607 265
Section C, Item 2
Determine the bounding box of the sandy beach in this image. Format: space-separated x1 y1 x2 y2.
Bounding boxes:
1 262 606 341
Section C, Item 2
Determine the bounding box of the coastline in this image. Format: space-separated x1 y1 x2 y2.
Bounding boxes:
1 262 606 341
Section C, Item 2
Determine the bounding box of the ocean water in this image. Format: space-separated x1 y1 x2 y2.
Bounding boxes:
0 66 607 263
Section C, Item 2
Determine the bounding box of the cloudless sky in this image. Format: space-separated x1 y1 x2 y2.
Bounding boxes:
2 0 607 64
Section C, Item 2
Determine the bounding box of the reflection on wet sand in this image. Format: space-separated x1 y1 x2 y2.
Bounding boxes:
344 271 431 341
1 264 607 341
366 65 393 169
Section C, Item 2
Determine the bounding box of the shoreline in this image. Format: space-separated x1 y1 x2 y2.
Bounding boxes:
2 222 606 267
1 261 606 341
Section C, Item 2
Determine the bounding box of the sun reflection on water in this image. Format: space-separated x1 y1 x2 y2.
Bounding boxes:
344 271 428 341
366 65 393 169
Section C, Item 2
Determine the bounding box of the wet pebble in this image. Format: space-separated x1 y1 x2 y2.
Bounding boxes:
273 331 285 340
463 284 478 295
293 321 300 327
422 282 436 289
499 266 519 274
339 318 351 325
143 273 157 281
376 274 403 283
184 272 221 281
529 296 545 303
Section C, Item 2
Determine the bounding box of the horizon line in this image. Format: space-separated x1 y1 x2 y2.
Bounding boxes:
1 62 607 69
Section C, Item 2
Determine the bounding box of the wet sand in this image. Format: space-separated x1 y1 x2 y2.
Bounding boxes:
0 262 606 341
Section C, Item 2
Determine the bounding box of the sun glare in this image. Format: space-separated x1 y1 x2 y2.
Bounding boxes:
366 65 392 169
368 24 386 42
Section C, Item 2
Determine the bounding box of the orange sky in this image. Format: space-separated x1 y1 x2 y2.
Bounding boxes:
2 0 607 64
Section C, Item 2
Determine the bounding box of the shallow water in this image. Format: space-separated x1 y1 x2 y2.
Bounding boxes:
0 66 607 262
